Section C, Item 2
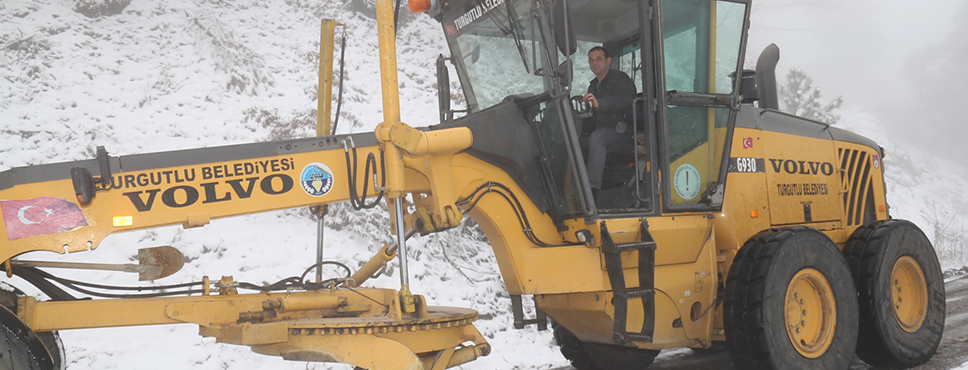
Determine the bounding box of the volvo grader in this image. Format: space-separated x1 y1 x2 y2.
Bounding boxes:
0 0 945 369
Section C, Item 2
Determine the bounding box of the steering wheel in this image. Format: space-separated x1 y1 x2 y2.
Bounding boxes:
570 95 593 118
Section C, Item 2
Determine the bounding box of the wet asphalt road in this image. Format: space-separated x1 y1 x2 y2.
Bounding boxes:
550 274 968 370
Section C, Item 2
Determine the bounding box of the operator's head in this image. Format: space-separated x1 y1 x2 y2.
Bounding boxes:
588 46 611 79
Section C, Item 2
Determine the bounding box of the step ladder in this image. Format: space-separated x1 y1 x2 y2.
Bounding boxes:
600 220 656 344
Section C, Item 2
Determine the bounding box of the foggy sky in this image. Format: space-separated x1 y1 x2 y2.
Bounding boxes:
746 0 966 159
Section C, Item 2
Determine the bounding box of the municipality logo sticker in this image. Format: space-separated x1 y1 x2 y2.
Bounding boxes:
300 163 334 197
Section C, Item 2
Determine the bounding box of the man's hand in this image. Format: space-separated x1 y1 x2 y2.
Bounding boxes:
583 93 599 108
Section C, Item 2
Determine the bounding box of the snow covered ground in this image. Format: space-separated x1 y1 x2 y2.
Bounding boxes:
1 0 566 368
1 0 966 369
838 110 968 270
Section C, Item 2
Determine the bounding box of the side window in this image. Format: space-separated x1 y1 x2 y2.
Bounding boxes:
663 21 700 92
617 43 643 90
661 0 747 208
572 42 641 94
531 99 584 216
572 41 599 93
661 0 746 94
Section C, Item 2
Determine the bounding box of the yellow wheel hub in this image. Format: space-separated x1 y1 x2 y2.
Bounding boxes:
891 255 928 332
785 268 837 358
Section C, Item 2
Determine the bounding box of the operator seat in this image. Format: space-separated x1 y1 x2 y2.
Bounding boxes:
596 93 652 210
599 91 647 190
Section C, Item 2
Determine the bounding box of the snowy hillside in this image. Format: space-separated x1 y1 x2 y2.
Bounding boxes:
838 110 968 271
1 0 566 368
1 1 965 369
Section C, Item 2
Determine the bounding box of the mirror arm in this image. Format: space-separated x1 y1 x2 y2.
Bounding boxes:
436 54 452 122
530 2 540 76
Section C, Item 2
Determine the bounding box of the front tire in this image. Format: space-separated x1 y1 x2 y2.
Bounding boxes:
0 305 54 370
844 219 945 367
0 289 63 370
553 324 659 370
724 227 858 370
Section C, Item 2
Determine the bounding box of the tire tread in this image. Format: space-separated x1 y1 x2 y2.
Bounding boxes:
844 219 945 368
725 227 858 370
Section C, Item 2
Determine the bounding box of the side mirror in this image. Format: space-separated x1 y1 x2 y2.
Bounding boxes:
551 0 576 56
467 45 481 64
71 167 95 205
557 59 573 91
71 146 113 206
436 54 452 122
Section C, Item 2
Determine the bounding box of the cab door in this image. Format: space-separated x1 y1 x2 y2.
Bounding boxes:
656 0 750 214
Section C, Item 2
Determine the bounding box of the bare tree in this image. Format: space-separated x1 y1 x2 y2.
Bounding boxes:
779 68 843 124
925 201 966 266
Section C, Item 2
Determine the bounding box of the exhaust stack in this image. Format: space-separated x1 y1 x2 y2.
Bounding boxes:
755 43 781 110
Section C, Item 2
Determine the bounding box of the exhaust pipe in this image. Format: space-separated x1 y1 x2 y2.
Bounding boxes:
754 43 781 110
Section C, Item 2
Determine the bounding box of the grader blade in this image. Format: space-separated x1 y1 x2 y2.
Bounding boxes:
18 286 489 369
238 305 489 370
267 334 424 369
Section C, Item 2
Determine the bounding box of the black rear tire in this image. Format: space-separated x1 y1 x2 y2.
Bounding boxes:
553 324 659 370
844 219 945 368
0 305 53 370
0 289 63 370
724 227 858 370
37 332 65 370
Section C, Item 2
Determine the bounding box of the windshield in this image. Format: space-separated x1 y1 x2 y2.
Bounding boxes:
441 0 544 112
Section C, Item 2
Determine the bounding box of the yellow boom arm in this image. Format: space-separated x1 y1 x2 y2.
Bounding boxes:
0 127 470 263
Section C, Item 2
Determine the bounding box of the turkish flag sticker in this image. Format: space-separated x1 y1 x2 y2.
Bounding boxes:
742 137 753 149
1 197 89 240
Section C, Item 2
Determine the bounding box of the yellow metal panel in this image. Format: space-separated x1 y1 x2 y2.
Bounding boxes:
538 289 700 350
717 126 772 254
536 292 615 344
626 225 717 347
219 322 289 346
537 217 719 350
762 130 840 225
459 158 580 295
602 215 713 270
522 246 606 293
0 146 375 261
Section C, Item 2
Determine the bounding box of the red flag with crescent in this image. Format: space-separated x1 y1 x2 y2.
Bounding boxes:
742 137 753 149
1 197 89 240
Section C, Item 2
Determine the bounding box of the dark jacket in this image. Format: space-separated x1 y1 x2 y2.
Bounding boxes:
587 69 636 131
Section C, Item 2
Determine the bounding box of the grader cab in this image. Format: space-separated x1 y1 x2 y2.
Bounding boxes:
0 0 944 369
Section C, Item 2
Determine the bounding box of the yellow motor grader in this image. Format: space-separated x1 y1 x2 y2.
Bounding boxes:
0 0 945 369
